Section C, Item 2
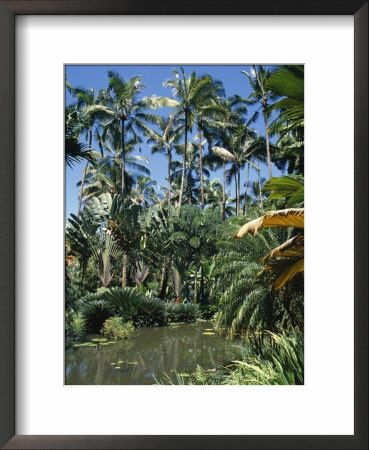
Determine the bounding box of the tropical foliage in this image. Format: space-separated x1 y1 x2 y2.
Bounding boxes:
65 65 304 385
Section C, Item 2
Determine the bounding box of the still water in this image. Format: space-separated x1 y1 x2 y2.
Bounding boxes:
65 321 238 385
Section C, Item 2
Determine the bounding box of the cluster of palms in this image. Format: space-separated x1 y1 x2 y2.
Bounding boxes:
66 65 304 342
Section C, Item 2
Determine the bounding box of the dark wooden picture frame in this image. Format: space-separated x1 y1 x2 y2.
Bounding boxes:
0 1 367 449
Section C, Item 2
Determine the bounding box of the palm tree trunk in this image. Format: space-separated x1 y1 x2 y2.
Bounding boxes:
243 162 250 215
237 165 241 214
263 105 272 179
159 265 168 299
178 112 188 207
188 174 192 205
257 170 264 210
222 162 226 221
193 267 198 304
200 263 204 303
122 252 127 288
198 125 205 209
121 118 126 196
77 127 92 216
167 148 171 209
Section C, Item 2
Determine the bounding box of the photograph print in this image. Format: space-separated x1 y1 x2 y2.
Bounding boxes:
65 64 304 385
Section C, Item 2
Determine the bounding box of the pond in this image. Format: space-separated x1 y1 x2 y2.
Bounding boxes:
65 321 239 385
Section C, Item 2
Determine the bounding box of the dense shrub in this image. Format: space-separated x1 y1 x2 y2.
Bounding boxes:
175 303 201 322
199 304 218 320
100 317 134 340
103 287 166 327
65 311 86 340
165 302 200 323
103 287 142 322
136 297 166 326
165 303 179 323
78 293 114 333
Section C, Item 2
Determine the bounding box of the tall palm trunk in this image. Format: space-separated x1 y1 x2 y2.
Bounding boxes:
236 165 241 214
193 268 198 304
121 118 126 196
222 162 226 221
188 173 192 205
243 162 250 215
257 169 264 210
178 111 188 207
122 252 127 288
200 263 204 303
77 127 92 216
262 100 272 179
234 170 238 214
198 124 205 208
167 147 172 209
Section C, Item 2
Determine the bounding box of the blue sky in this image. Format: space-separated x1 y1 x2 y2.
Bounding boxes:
65 64 282 218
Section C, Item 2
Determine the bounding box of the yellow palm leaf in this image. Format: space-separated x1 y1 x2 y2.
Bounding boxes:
262 234 304 263
234 208 304 239
259 258 304 290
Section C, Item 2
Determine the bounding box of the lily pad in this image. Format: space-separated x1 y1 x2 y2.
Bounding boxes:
115 366 121 369
128 361 138 365
108 341 117 344
110 363 116 366
204 328 214 331
91 338 108 343
118 360 124 364
202 332 215 335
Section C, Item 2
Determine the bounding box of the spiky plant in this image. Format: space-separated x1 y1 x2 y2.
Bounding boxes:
211 214 301 336
226 330 304 385
78 294 114 333
103 287 143 322
175 303 201 323
170 263 182 304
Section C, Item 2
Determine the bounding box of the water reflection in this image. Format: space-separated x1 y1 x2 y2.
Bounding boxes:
65 321 237 385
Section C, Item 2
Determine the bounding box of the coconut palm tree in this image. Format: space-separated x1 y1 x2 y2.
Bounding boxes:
130 176 159 207
192 78 226 208
203 178 235 218
242 65 278 179
71 87 107 216
146 67 217 206
86 72 154 197
77 130 150 202
206 95 250 218
170 142 212 206
143 116 184 208
213 125 262 214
